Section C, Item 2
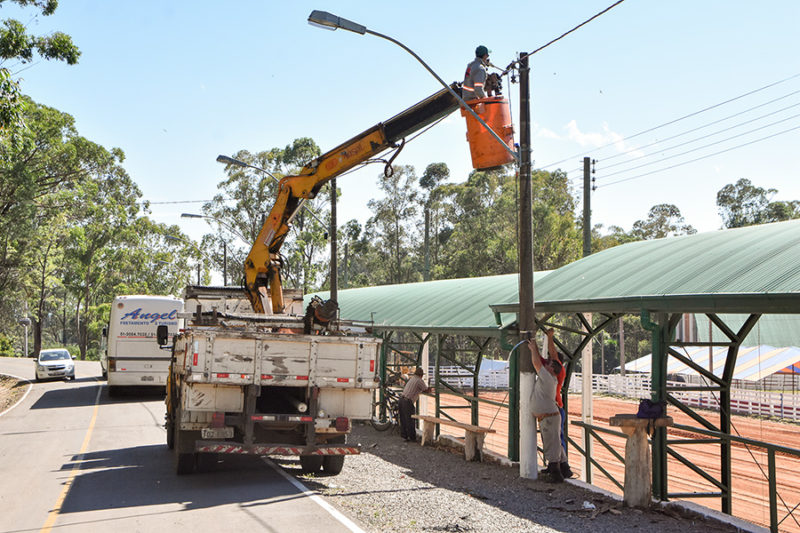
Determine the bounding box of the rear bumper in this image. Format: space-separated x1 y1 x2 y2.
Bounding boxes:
195 441 360 456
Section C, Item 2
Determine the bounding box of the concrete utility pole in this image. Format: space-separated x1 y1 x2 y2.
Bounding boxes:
223 241 228 286
582 157 592 258
517 53 538 480
330 178 338 303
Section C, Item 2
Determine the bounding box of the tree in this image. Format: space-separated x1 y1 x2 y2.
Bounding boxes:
434 168 581 279
419 163 449 280
0 1 80 135
206 139 328 292
717 178 800 228
366 165 420 284
630 203 696 240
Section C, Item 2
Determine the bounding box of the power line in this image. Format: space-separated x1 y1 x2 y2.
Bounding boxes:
596 107 800 177
541 71 800 169
597 124 800 188
503 0 628 72
591 89 800 168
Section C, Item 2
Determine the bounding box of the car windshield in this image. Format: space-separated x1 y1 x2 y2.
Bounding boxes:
39 350 71 362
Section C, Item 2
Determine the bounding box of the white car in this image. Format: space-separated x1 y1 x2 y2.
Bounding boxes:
35 349 76 381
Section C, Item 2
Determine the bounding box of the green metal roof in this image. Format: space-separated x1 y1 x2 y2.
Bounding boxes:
492 219 800 314
306 272 551 336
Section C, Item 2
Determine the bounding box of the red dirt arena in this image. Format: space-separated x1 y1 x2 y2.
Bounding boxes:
423 392 800 532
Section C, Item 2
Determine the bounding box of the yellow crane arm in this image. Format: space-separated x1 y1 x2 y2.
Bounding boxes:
244 83 462 314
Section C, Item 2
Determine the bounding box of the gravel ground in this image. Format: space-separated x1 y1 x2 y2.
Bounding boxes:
275 423 753 533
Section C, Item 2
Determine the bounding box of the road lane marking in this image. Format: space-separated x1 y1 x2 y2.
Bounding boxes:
0 373 32 418
40 381 102 533
262 458 366 533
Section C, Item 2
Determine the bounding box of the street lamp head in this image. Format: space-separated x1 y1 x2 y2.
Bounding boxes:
181 213 204 219
308 10 366 35
216 154 247 167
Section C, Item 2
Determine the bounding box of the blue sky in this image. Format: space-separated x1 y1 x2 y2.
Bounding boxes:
6 0 800 245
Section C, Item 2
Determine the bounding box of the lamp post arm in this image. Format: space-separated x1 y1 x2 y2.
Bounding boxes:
365 28 519 163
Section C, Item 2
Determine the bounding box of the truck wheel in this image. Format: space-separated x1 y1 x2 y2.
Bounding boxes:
299 455 323 474
196 452 218 472
175 451 195 475
166 420 175 450
322 455 345 475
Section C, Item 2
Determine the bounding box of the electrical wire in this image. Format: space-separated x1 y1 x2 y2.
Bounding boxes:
597 111 800 180
586 89 800 168
541 71 800 170
597 124 800 188
501 0 628 75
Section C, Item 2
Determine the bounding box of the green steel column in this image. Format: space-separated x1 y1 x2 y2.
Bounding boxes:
509 344 520 461
642 310 668 501
435 335 443 438
472 343 484 426
379 332 388 416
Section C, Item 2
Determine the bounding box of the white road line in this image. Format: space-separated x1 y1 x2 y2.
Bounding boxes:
262 458 366 533
0 373 32 418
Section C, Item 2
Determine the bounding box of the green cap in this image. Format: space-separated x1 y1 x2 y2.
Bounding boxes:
475 45 490 57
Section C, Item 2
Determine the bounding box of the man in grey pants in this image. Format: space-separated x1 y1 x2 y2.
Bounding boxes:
528 329 568 482
399 367 430 442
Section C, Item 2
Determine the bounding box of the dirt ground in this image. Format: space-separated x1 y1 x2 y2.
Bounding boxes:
425 391 800 532
0 375 27 414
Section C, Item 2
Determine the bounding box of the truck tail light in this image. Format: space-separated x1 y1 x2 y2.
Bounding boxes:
335 417 350 432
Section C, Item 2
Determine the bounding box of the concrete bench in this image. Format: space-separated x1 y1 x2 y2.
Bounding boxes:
609 413 673 507
412 414 496 461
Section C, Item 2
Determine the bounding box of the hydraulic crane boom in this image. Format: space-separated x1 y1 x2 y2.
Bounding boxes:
245 83 462 314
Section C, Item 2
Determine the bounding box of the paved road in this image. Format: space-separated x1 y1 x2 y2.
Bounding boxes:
0 357 362 533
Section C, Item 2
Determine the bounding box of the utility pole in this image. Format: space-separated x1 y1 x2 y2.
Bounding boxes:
223 241 228 287
424 207 430 281
343 242 349 289
580 156 593 482
517 52 537 480
330 178 338 302
583 157 592 258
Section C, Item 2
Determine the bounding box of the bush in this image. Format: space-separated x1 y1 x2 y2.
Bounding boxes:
0 333 16 357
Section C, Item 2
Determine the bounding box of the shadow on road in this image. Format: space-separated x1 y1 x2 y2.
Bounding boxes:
29 383 165 410
59 444 304 515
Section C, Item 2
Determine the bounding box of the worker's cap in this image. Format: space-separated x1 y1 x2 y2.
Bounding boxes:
414 367 424 376
475 45 491 57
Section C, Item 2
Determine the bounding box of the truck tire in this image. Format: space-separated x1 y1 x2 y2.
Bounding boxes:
173 407 197 475
299 455 323 474
322 455 345 475
166 420 175 450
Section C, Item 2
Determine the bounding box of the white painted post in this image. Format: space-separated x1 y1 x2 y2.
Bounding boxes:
519 371 538 479
581 313 593 481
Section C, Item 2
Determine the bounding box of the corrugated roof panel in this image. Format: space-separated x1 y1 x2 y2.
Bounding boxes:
696 314 800 347
306 272 550 333
533 219 800 308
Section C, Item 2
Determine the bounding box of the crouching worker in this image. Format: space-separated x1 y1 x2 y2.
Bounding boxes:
528 329 568 482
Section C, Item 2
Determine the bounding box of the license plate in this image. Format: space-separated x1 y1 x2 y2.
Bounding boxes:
201 427 234 439
140 376 154 382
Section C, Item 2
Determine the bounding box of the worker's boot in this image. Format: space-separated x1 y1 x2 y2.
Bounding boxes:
560 462 574 479
546 462 564 483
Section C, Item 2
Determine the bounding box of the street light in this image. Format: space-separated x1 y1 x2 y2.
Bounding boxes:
307 10 518 163
214 155 327 228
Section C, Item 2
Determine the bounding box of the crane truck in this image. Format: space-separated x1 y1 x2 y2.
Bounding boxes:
158 83 470 475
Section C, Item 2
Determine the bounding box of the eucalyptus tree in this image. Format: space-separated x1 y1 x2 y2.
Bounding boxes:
717 178 800 228
0 0 80 136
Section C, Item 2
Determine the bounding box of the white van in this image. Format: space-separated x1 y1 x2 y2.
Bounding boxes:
101 295 183 394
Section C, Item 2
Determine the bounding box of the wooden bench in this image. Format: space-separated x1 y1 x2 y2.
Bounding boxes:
412 414 496 461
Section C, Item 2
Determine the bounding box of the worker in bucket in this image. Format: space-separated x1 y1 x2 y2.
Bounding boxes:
399 367 430 442
528 329 568 482
462 45 490 101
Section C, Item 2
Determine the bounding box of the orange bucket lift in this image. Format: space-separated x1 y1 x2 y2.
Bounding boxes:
461 96 515 170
